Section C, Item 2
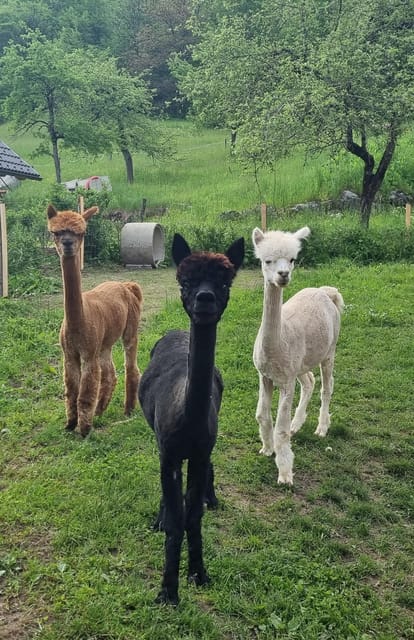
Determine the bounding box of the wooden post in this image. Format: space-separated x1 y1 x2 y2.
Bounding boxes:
78 195 85 270
0 202 8 297
405 202 411 229
261 202 267 231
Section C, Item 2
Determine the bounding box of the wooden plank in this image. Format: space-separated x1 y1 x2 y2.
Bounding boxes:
78 195 85 270
0 202 8 297
261 202 267 231
405 202 411 229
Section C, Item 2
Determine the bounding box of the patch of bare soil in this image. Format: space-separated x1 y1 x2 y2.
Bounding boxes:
0 599 42 640
0 532 54 640
46 265 261 326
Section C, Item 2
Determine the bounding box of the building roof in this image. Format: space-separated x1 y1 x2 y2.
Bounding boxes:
0 140 42 181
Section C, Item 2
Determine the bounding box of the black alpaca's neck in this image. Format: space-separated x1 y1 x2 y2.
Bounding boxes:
184 321 217 424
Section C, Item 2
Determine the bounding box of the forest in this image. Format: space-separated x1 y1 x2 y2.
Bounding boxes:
0 0 413 227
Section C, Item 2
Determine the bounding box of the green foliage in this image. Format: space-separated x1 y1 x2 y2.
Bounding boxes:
0 31 172 183
47 183 112 213
174 0 414 224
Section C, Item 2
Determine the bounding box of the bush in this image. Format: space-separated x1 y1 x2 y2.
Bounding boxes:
4 202 414 296
158 216 414 268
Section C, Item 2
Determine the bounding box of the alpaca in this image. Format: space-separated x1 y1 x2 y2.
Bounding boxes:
252 226 344 484
138 233 244 605
47 204 143 437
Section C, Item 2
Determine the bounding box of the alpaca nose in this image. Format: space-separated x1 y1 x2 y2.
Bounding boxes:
278 270 289 278
196 289 215 303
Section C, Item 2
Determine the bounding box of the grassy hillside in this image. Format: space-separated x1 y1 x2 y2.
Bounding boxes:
2 119 413 220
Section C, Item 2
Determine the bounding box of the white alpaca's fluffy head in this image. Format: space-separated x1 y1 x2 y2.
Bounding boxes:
252 226 310 287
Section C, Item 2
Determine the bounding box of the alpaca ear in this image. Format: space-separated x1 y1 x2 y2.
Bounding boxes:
47 204 58 220
252 227 265 247
83 206 99 221
225 237 245 271
294 226 311 241
172 233 191 266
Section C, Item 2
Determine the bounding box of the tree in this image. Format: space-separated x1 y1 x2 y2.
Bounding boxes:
72 52 174 183
0 31 173 183
0 0 113 50
0 31 81 182
174 0 414 226
112 0 194 116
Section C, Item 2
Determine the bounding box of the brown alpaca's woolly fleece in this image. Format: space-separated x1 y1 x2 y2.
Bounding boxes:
47 210 87 235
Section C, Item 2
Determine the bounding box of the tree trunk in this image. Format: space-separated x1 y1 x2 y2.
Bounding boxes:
121 148 134 184
52 136 61 184
360 174 379 229
346 124 397 228
47 94 62 183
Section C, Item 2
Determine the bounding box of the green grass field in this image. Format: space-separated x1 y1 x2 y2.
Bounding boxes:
1 260 413 639
0 120 413 638
3 119 412 219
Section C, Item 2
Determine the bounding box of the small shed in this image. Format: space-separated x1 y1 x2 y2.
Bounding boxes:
0 140 42 296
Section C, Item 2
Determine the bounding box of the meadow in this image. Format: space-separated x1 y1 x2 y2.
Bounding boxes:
0 121 413 639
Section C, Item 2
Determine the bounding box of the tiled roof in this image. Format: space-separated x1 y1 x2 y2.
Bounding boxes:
0 140 42 181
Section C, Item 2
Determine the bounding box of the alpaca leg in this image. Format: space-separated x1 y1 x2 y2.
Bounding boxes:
274 382 295 484
153 497 165 531
77 360 101 437
204 462 218 509
255 374 274 455
63 351 81 430
291 372 315 434
186 457 210 587
315 358 334 437
95 352 117 416
157 460 184 606
122 328 140 415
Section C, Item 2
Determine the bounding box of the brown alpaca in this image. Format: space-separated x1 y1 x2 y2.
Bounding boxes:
47 204 143 437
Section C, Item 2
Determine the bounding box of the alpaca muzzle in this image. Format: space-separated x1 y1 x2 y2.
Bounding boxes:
193 288 217 322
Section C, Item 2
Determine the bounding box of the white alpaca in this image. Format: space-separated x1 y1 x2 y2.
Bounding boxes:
252 226 344 484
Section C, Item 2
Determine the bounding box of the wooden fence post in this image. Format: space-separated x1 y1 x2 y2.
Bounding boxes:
0 202 8 297
78 195 85 270
405 202 411 229
261 202 267 231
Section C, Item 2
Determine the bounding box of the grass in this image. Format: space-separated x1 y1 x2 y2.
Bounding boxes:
1 119 413 637
1 261 414 639
2 119 409 220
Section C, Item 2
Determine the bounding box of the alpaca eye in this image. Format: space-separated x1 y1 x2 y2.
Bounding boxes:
265 259 272 265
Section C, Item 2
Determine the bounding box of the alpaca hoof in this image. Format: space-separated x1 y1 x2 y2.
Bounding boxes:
79 425 92 438
277 472 293 485
65 419 77 431
155 588 179 606
152 514 164 532
314 426 327 437
290 419 304 435
259 445 273 456
204 494 218 510
124 404 136 416
188 569 210 587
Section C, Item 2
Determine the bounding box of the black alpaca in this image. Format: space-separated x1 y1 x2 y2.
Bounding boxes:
138 233 244 605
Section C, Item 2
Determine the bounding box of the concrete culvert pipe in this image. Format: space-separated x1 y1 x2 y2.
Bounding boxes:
121 222 165 268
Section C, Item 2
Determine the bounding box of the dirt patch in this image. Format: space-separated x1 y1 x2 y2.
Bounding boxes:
45 265 261 326
0 598 43 640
